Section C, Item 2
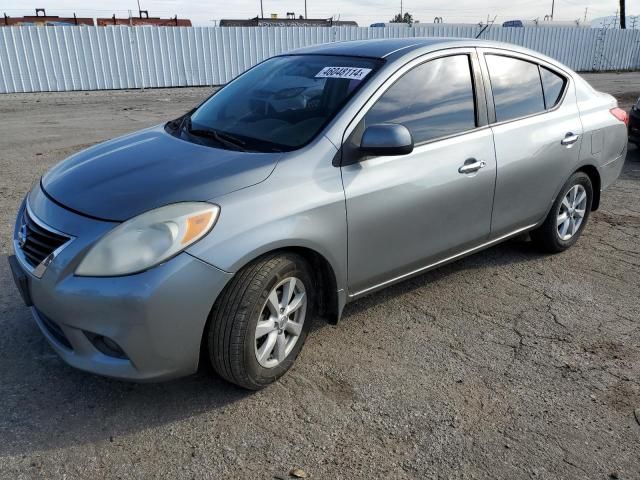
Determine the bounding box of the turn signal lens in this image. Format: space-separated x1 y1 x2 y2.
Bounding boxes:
610 107 629 127
183 211 215 245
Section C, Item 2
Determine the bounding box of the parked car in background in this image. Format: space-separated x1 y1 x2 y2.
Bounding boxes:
502 20 524 27
629 96 640 146
9 38 628 390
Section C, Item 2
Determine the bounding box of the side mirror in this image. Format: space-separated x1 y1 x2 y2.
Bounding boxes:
359 123 414 156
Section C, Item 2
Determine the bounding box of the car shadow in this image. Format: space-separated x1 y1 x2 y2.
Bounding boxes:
0 147 637 457
0 241 544 457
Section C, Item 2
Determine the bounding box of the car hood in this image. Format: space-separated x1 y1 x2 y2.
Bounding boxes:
41 125 280 221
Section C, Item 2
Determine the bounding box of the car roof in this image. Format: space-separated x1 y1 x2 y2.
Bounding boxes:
287 37 572 74
290 37 487 59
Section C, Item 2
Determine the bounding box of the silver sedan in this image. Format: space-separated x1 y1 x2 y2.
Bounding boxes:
9 38 628 389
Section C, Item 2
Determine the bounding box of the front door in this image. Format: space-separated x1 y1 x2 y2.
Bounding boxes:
341 51 497 296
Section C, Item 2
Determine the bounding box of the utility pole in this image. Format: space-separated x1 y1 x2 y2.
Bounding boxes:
400 0 403 18
583 7 588 24
551 0 555 20
260 0 264 19
620 0 626 28
304 0 307 19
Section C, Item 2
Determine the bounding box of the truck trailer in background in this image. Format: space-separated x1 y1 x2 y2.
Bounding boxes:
2 9 94 26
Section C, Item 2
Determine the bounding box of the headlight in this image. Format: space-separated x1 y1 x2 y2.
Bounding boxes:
75 202 219 277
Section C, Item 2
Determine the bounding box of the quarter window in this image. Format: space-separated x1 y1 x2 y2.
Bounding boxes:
365 55 477 144
486 55 545 122
540 67 566 109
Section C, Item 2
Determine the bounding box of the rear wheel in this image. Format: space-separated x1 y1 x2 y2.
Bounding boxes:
206 253 314 390
531 172 593 253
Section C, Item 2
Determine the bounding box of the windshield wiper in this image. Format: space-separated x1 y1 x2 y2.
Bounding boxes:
214 130 250 151
185 118 248 152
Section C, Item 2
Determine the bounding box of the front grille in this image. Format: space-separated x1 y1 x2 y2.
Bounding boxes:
18 208 70 268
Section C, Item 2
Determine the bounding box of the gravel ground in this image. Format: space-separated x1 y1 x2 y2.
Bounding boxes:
0 73 639 479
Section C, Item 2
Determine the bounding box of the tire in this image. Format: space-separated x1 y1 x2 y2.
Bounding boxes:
206 253 315 390
531 171 593 253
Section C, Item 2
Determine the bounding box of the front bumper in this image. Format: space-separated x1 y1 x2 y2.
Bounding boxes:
630 107 640 145
10 186 233 382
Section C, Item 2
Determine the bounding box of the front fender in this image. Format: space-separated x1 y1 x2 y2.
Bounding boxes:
186 137 348 296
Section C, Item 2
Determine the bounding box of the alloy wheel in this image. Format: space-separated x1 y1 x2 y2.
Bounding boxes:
557 184 587 241
254 277 307 369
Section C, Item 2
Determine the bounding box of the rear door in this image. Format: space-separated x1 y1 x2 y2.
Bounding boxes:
340 49 497 295
478 49 583 237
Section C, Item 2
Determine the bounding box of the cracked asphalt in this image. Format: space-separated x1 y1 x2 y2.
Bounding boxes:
0 73 639 479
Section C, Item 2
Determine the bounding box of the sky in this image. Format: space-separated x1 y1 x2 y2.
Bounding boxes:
0 0 636 26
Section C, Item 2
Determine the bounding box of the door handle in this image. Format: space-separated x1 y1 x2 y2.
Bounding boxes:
561 132 579 146
458 159 487 174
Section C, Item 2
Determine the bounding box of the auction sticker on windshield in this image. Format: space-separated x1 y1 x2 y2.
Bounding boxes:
315 66 372 80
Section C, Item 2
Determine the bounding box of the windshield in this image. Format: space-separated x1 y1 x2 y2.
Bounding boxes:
186 55 382 152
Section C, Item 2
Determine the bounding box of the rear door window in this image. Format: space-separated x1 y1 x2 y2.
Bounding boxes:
485 54 545 122
365 54 477 144
540 67 566 109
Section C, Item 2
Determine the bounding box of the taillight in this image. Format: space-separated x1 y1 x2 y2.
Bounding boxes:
610 107 629 127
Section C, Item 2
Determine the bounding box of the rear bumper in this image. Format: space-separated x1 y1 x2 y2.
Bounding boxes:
11 188 233 382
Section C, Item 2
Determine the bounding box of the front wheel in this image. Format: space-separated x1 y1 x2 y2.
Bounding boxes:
531 171 593 253
206 253 314 390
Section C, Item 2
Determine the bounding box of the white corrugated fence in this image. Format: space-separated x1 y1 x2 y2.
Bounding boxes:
1 25 639 93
